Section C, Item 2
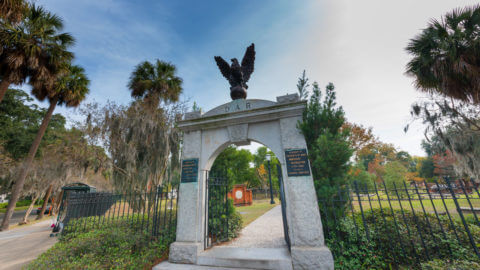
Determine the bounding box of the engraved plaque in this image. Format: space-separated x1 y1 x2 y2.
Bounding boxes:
285 149 311 177
181 159 199 183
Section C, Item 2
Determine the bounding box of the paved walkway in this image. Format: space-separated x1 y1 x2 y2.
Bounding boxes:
0 219 58 270
227 205 286 248
155 206 290 269
0 210 28 225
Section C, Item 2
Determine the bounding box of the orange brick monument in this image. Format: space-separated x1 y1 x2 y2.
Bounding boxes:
228 184 252 206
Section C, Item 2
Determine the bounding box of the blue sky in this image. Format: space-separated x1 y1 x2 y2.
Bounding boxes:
35 0 480 156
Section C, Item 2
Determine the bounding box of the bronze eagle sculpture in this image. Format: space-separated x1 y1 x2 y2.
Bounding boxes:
214 43 255 100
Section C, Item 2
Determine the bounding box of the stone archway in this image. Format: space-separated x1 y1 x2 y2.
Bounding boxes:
168 95 333 270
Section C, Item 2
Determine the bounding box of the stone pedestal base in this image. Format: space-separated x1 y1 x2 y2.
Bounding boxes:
169 242 202 264
291 246 334 270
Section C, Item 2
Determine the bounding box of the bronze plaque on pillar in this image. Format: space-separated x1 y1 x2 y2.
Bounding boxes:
181 159 199 183
285 149 311 177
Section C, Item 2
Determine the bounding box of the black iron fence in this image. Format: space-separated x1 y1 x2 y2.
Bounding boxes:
57 185 179 239
205 176 229 249
318 178 480 268
251 188 279 200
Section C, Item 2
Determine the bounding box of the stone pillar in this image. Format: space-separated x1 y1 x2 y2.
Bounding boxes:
169 130 204 264
279 117 334 270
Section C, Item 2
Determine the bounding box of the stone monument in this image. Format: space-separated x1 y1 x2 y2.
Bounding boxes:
163 45 333 270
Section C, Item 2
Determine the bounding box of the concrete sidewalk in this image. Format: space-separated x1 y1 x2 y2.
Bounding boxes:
0 219 58 270
155 205 291 269
227 205 286 248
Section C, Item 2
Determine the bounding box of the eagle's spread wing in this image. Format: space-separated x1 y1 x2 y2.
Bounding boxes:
214 56 231 80
241 43 255 82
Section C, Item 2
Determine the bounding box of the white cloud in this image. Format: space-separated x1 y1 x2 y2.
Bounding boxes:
33 0 479 157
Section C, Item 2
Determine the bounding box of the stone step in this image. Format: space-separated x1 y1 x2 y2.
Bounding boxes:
154 261 251 270
196 246 293 270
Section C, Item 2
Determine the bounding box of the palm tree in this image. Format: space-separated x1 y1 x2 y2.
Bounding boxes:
406 5 480 105
0 0 28 24
1 64 89 230
128 60 183 109
0 4 74 103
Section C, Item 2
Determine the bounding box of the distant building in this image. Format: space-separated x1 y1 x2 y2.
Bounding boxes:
0 194 8 203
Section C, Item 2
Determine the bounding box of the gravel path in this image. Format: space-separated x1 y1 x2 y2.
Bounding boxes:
227 205 286 248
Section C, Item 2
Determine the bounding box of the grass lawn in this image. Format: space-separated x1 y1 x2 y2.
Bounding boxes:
0 205 42 213
350 194 480 221
235 198 280 227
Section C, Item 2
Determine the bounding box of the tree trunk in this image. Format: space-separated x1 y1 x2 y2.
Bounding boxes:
37 184 53 220
52 189 64 215
20 195 39 225
0 79 11 104
1 98 58 231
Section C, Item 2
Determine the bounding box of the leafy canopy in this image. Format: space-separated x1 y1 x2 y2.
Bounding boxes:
298 79 353 218
406 5 480 104
0 89 65 159
0 4 74 89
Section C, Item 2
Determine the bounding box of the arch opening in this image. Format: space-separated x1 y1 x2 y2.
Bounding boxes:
203 142 289 250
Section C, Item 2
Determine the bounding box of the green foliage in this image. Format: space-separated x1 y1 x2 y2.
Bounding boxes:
326 218 387 269
348 164 375 191
128 59 183 108
207 146 248 243
383 161 408 191
192 101 202 112
28 217 176 270
405 5 480 104
419 157 435 179
0 4 75 97
252 146 280 190
206 181 243 243
296 70 309 100
298 81 353 217
0 89 66 159
0 199 38 208
421 259 480 269
210 146 255 187
326 209 480 269
207 197 243 241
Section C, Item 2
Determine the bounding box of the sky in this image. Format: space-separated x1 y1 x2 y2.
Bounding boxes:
33 0 480 156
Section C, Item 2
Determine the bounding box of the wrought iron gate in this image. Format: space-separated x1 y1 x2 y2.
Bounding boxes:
277 164 291 249
204 172 229 249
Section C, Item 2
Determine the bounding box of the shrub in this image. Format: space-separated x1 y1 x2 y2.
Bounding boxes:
27 216 176 270
325 209 480 269
421 259 480 269
208 195 243 242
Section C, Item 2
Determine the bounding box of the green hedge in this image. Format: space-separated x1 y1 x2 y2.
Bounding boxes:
27 216 176 270
326 209 480 269
0 199 44 209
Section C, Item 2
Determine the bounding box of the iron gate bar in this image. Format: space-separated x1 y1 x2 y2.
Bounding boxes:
433 180 461 243
445 177 480 259
391 181 420 265
277 164 290 250
364 184 378 233
413 182 437 253
458 180 480 226
346 185 360 240
353 181 370 241
402 181 430 261
205 173 229 249
423 180 452 256
204 170 209 249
